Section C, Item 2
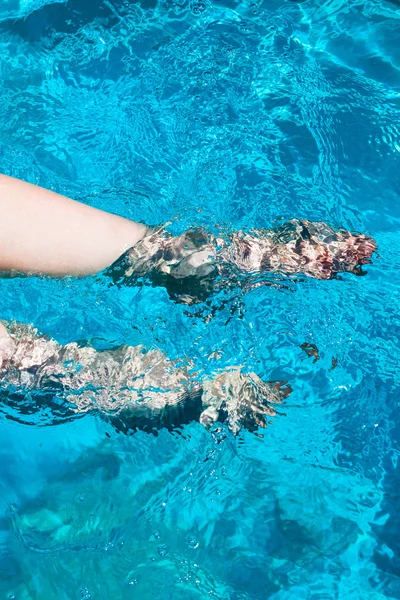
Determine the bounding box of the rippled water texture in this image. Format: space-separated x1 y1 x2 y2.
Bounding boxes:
0 0 399 598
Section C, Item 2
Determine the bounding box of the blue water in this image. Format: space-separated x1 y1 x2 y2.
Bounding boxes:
0 0 399 598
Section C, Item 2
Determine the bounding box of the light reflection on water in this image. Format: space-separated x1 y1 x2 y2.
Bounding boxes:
0 0 399 598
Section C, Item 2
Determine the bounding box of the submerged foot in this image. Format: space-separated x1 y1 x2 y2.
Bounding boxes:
226 219 377 280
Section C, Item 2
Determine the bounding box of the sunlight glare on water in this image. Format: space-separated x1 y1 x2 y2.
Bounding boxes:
0 0 399 598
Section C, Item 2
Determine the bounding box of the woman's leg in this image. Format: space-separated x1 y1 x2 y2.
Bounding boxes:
111 219 377 303
0 174 147 276
0 175 376 300
0 320 288 433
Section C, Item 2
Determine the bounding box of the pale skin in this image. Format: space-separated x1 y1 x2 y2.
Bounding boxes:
0 172 378 329
0 175 286 431
0 174 376 431
0 174 147 276
0 173 147 369
0 173 377 287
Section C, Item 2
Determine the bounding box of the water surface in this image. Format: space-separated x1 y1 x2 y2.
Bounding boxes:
0 0 399 598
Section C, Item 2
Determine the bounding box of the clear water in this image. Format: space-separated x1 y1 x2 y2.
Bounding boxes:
0 0 399 598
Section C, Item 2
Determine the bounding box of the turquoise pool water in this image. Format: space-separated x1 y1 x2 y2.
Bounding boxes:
0 0 399 598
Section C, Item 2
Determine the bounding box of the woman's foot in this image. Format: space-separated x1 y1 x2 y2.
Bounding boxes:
225 219 377 280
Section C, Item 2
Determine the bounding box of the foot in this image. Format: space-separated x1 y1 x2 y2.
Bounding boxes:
225 219 377 280
200 369 291 434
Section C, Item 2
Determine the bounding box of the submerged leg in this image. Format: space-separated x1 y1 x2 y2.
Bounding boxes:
0 175 376 302
0 321 289 434
108 219 377 303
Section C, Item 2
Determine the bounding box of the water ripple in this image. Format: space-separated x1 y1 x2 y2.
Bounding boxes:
0 0 399 598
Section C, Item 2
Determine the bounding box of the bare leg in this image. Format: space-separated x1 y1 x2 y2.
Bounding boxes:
0 321 289 433
112 220 377 303
0 175 376 301
0 174 147 276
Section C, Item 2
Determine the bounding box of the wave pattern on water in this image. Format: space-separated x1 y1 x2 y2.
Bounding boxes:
0 0 399 599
